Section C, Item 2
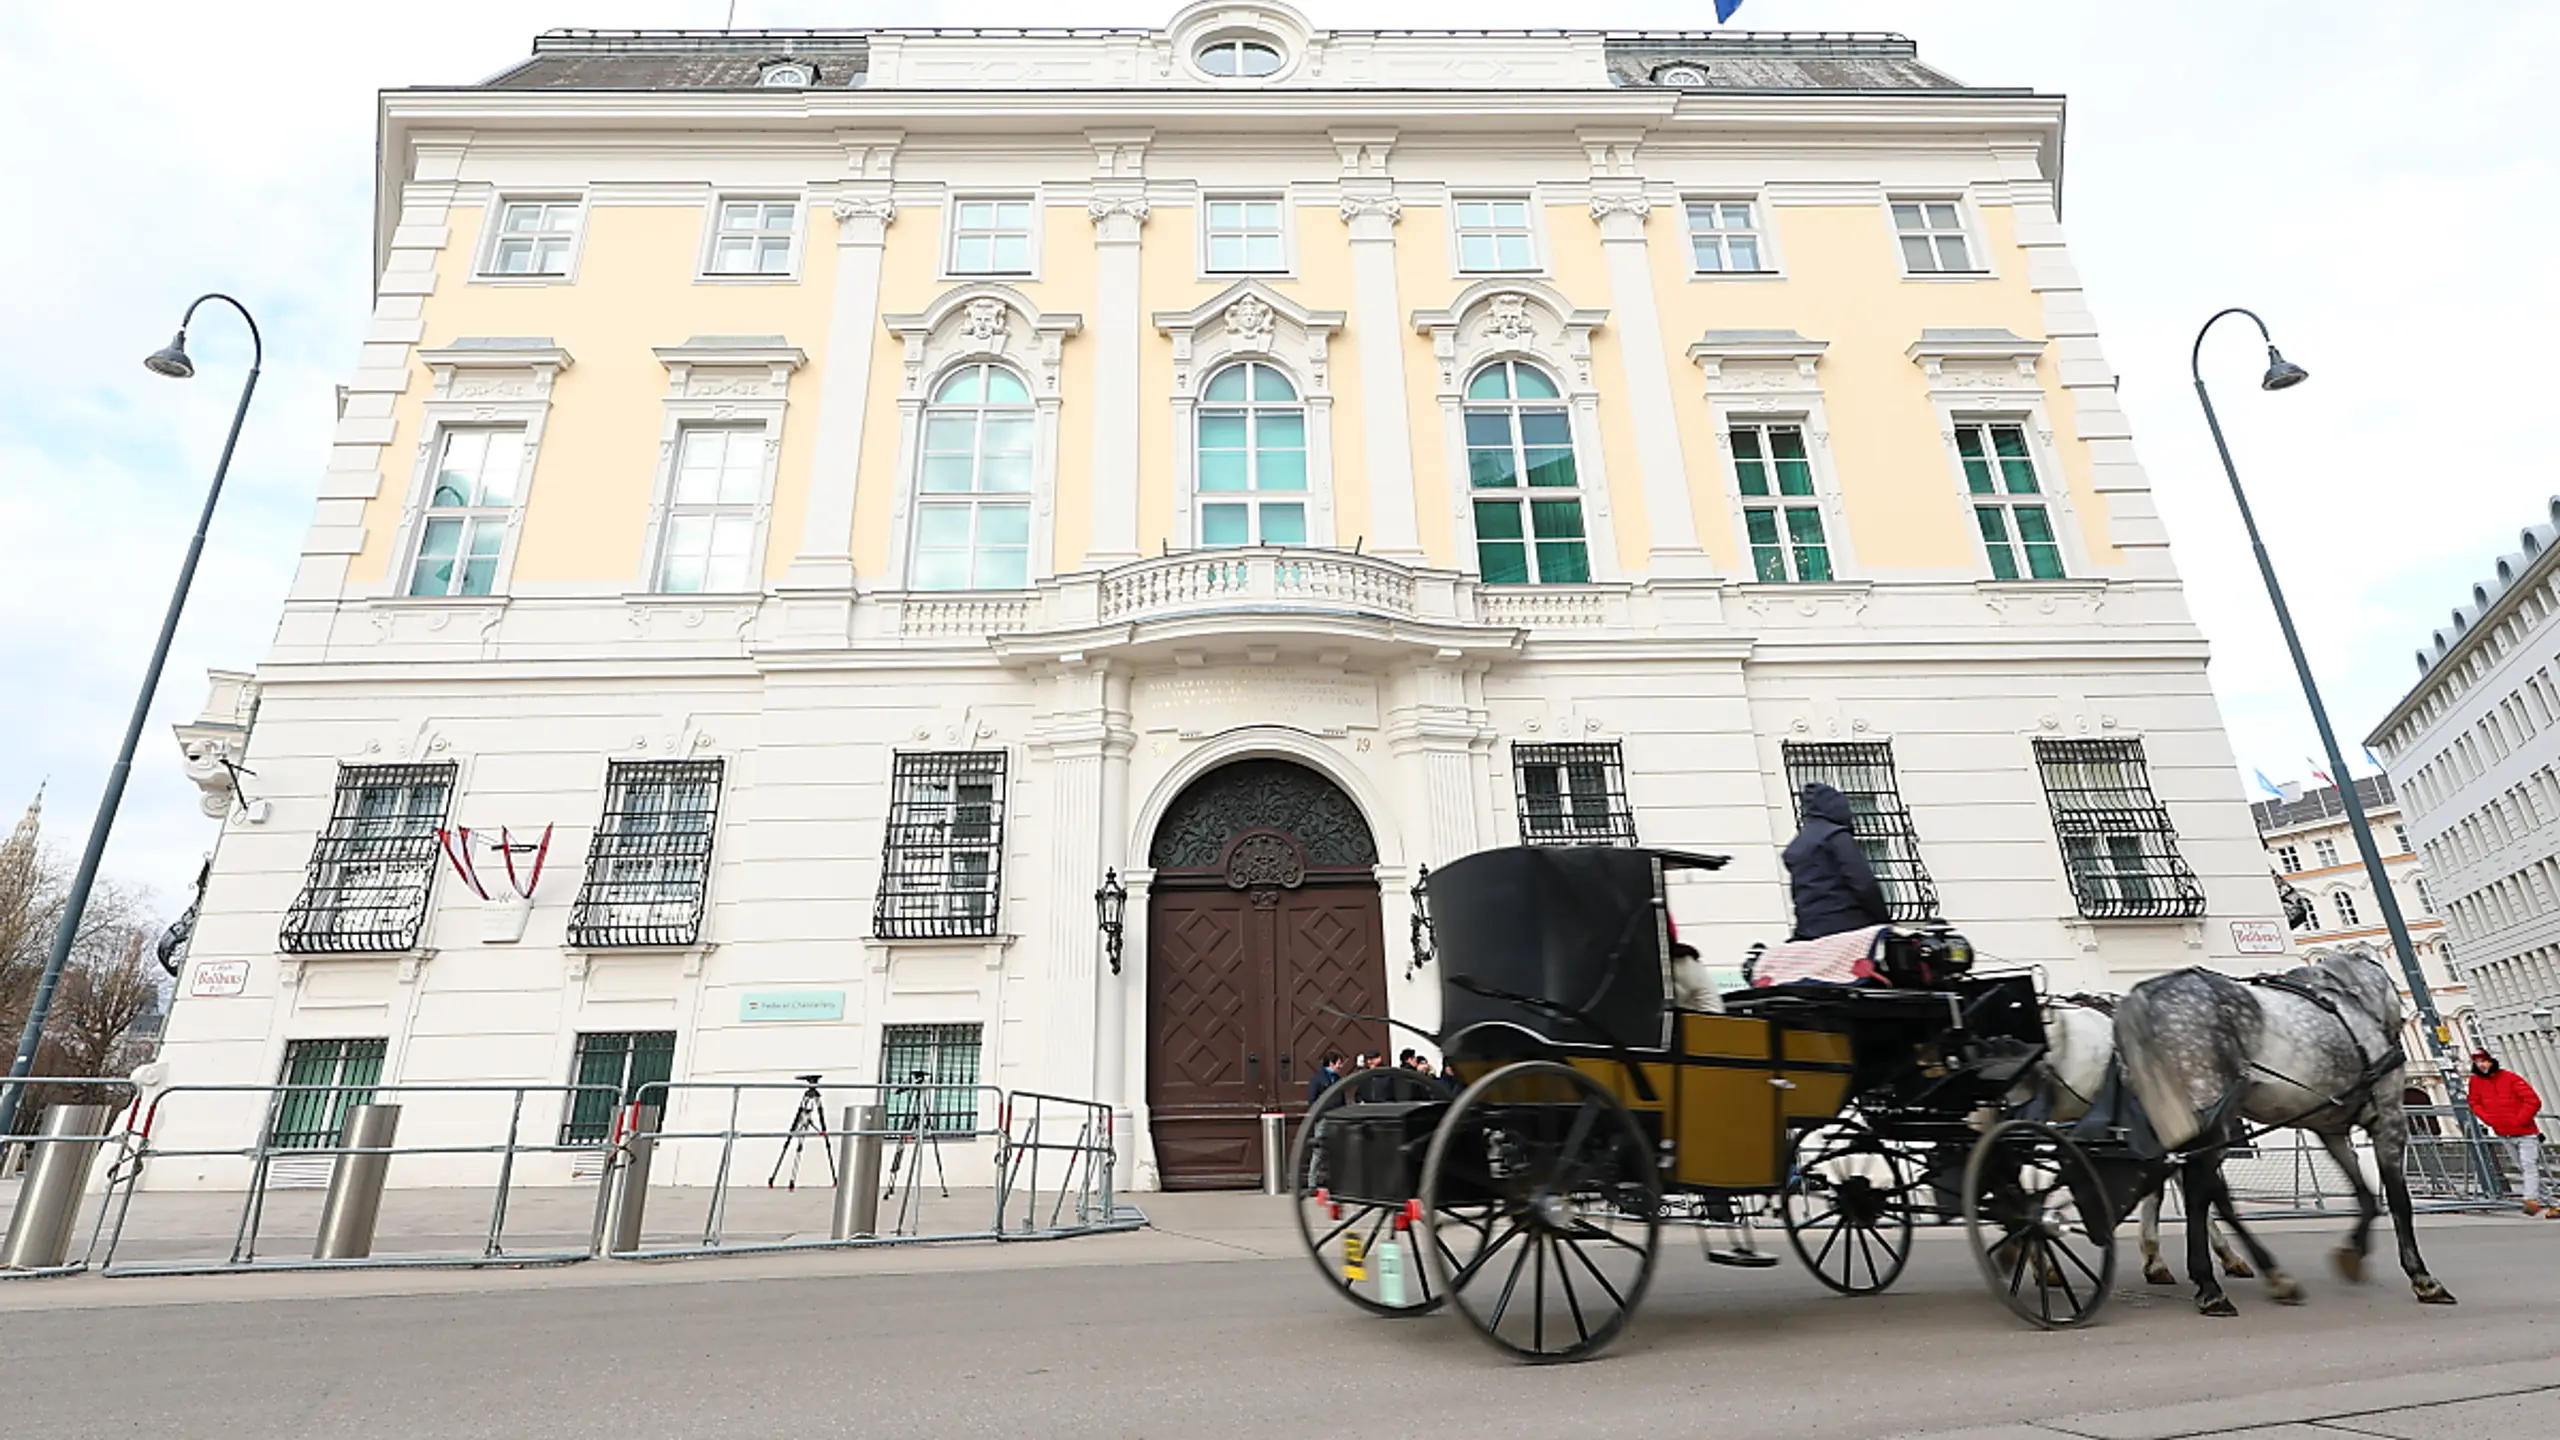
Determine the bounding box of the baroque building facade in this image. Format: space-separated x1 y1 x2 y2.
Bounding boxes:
159 6 2286 1190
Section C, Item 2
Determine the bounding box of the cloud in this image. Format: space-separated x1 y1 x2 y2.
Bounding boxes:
4 1 2549 922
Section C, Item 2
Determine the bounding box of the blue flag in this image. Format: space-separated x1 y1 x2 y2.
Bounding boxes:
2252 769 2285 800
1716 0 1746 20
2363 746 2384 772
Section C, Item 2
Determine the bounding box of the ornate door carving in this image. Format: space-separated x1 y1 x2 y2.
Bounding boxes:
1146 760 1387 1190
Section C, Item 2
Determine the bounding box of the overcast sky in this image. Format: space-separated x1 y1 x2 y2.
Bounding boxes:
3 1 2552 919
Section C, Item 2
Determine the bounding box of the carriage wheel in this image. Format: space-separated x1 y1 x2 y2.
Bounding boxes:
1289 1065 1453 1317
1781 1119 1916 1296
1418 1061 1661 1363
1963 1119 2118 1330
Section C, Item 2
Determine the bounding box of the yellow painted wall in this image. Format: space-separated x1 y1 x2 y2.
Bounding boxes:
1546 203 1653 576
1645 202 2118 573
353 203 835 588
1393 206 1458 569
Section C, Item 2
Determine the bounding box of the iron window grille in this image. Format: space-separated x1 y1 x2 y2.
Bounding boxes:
280 763 456 954
269 1037 388 1150
879 1023 984 1135
567 760 723 949
1514 742 1638 847
1782 741 1941 922
561 1031 676 1146
2032 739 2208 920
874 752 1008 938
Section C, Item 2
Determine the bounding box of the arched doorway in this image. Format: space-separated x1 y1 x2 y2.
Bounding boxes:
1145 758 1387 1189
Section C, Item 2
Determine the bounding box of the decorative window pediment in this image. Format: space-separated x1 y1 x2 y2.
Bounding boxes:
1155 280 1343 401
1906 327 2046 393
884 283 1082 401
1411 280 1606 397
1689 328 1827 396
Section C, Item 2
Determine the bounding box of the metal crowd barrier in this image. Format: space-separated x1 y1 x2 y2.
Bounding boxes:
88 1081 623 1277
2212 1107 2546 1218
603 1079 1141 1261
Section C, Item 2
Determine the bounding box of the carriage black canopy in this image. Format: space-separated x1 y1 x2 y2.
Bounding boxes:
1429 845 1726 1056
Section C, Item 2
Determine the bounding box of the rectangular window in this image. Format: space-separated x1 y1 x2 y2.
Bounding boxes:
949 198 1034 275
279 764 456 954
655 427 763 594
1730 422 1832 582
1783 741 1940 922
2314 837 2341 868
560 1031 676 1146
1204 198 1287 273
1891 198 1977 274
2393 823 2411 853
878 1023 984 1135
2277 844 2301 873
270 1038 388 1151
875 752 1007 938
706 199 797 276
567 761 723 949
2032 738 2207 919
1685 200 1766 273
1513 742 1638 847
1454 198 1537 272
485 199 580 277
1954 422 2064 580
407 427 525 597
2333 889 2361 928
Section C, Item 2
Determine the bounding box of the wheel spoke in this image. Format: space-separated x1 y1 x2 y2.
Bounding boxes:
1554 1233 1591 1345
1557 1228 1631 1311
1487 1226 1536 1332
1532 1231 1548 1353
2051 1231 2107 1291
2046 1239 2083 1315
1808 1212 1849 1271
1449 1218 1528 1290
1851 1222 1877 1290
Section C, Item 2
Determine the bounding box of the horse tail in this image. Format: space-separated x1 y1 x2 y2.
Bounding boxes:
2115 970 2237 1152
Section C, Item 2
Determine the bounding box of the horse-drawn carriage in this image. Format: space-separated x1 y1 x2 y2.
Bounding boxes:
1292 844 2186 1360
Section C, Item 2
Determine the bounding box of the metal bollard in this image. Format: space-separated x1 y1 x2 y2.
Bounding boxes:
1261 1112 1286 1195
313 1104 402 1260
1 1104 113 1271
606 1128 657 1255
833 1105 887 1239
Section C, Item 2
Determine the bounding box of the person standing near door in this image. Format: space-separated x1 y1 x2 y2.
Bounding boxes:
1307 1050 1345 1106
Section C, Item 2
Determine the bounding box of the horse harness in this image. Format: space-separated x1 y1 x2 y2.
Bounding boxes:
2234 972 2406 1135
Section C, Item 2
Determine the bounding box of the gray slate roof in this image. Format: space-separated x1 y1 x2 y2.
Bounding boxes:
2250 775 2398 836
475 28 1960 92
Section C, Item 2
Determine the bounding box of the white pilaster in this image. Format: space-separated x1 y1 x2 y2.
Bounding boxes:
785 132 901 591
1335 131 1422 559
1592 196 1711 579
1084 130 1152 567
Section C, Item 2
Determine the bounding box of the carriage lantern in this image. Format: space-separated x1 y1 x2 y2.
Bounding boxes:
1095 869 1128 975
1407 864 1435 978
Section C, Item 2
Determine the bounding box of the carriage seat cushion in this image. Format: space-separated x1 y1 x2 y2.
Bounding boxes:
1749 925 1889 987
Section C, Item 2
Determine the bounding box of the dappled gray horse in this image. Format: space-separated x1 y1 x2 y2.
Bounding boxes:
2018 995 2271 1294
2115 946 2456 1314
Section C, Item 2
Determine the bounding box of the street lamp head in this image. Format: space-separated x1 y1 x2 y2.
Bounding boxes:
143 331 196 380
2260 345 2308 391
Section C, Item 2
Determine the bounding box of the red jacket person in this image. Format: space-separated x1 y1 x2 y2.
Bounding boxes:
2465 1050 2548 1216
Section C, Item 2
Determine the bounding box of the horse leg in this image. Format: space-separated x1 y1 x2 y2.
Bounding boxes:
2212 1213 2255 1278
2183 1159 2236 1316
2138 1192 2177 1284
2205 1183 2297 1303
2316 1130 2379 1284
2369 1109 2456 1304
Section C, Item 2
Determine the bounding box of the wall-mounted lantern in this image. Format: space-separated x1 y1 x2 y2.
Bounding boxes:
1096 869 1128 975
1408 863 1435 979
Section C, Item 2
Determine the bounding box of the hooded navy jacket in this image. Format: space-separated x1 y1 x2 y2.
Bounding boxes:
1782 782 1893 941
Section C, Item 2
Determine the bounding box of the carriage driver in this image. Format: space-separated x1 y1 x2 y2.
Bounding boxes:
1782 783 1892 941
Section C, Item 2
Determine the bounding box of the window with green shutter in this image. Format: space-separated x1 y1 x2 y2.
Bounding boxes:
560 1031 677 1146
270 1038 388 1150
1465 361 1589 585
1955 422 2064 580
1730 422 1831 582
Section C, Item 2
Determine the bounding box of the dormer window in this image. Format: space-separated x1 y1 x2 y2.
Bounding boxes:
1656 64 1709 87
757 59 816 88
1198 37 1283 77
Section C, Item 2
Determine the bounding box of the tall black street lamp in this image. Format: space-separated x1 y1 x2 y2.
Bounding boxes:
0 296 261 1136
2191 307 2457 1074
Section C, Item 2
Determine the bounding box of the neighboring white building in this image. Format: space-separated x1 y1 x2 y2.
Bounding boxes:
2370 496 2560 1111
2251 774 2472 1098
152 10 2290 1192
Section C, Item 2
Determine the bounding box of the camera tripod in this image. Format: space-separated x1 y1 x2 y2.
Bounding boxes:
882 1070 952 1232
766 1074 839 1192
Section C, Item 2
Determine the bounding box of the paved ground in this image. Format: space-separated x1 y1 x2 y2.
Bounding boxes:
1 1195 2553 1439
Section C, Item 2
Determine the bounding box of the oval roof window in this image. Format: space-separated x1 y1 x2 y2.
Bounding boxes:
1199 37 1284 78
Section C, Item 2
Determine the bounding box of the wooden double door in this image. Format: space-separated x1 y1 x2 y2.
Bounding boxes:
1146 871 1386 1189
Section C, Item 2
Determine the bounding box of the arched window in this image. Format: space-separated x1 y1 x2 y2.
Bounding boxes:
1196 361 1307 547
1464 360 1587 584
911 363 1033 590
2333 888 2361 928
